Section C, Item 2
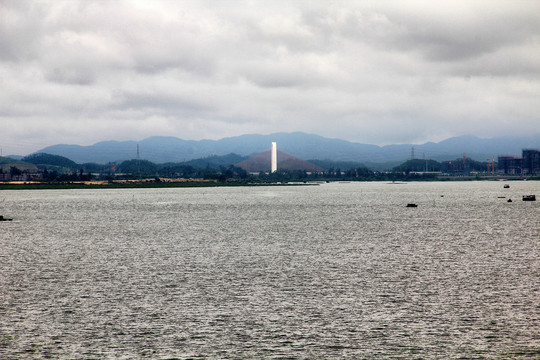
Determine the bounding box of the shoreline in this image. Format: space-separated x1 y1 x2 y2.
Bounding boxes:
0 180 313 190
1 177 537 190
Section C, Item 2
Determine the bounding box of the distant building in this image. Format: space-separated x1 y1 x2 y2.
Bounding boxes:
498 156 523 174
271 142 277 173
0 163 41 181
498 149 539 175
522 149 540 175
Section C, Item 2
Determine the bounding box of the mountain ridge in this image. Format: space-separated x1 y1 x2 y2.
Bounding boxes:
34 132 540 165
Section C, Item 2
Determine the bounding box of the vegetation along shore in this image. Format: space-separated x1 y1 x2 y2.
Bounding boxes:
1 152 539 190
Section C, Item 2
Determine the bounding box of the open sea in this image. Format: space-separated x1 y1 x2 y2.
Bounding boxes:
1 181 539 359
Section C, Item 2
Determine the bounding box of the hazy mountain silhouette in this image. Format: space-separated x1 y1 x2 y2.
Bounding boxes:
35 132 540 164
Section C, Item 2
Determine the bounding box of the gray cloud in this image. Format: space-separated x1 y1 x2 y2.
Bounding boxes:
1 0 539 155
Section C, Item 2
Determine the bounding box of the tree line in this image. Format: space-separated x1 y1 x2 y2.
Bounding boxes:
5 153 506 184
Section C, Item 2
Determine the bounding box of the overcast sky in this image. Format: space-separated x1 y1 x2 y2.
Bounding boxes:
1 0 539 155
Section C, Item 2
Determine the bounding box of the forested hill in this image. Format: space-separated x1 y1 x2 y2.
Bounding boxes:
23 153 78 169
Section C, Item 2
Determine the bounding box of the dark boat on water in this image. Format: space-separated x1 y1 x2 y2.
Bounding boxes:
406 203 418 208
522 195 536 201
0 215 13 221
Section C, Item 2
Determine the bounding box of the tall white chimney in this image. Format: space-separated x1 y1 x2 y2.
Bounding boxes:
271 142 277 173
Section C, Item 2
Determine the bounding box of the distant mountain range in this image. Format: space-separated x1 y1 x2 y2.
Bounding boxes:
33 132 540 165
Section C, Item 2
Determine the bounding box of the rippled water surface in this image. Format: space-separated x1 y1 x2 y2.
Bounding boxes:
1 182 539 359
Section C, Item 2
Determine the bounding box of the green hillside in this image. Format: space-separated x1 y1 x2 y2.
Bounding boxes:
22 153 78 169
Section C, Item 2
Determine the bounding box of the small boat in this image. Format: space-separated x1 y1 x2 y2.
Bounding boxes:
504 184 510 188
406 203 418 207
507 199 513 203
522 195 536 201
0 215 13 221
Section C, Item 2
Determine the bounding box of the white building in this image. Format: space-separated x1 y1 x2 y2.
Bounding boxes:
271 142 277 173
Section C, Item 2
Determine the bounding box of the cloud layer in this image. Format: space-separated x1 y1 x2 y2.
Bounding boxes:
1 0 540 155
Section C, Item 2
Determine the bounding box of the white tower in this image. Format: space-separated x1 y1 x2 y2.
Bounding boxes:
271 142 277 173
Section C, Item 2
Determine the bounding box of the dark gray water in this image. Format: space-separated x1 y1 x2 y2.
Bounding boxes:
1 182 539 359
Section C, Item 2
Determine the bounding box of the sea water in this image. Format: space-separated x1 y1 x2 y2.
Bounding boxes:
1 181 539 359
